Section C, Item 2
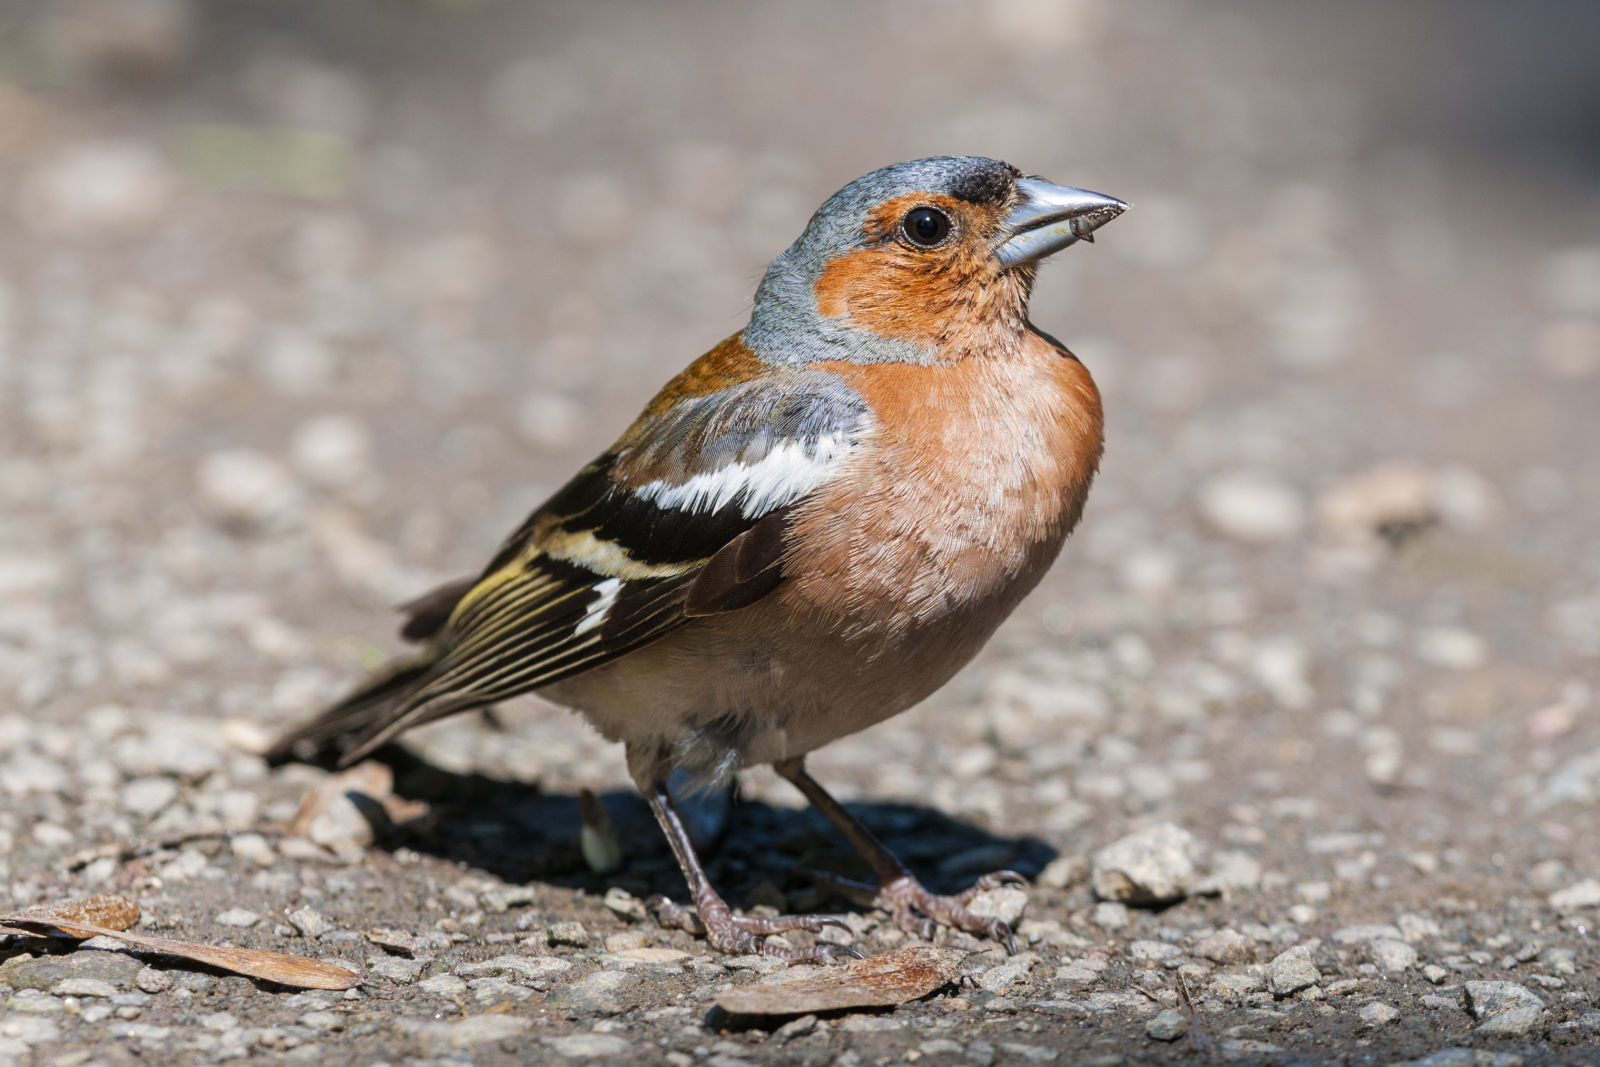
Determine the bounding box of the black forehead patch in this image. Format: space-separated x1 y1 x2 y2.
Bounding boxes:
947 161 1020 205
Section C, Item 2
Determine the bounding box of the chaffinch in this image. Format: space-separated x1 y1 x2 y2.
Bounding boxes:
271 156 1126 961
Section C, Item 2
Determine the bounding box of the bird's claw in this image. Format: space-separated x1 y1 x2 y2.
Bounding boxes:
975 870 1028 890
801 867 1025 952
647 894 855 963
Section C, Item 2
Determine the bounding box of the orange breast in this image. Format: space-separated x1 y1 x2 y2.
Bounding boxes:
788 332 1103 632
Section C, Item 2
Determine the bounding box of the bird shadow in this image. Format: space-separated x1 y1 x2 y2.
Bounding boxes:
343 745 1058 908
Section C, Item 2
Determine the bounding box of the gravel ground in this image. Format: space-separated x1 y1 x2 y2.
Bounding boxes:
2 1 1599 1064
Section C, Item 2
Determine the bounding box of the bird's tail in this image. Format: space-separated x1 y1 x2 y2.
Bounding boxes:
264 652 444 766
267 575 482 767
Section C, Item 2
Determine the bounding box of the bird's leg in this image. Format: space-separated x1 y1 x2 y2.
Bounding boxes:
635 772 858 963
774 757 1022 953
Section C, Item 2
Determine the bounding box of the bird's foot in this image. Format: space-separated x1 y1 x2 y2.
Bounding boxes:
807 869 1025 953
648 895 861 963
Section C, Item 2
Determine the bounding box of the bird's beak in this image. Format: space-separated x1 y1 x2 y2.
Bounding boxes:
995 178 1128 268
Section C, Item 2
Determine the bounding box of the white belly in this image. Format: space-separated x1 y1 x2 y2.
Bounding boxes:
538 532 1064 785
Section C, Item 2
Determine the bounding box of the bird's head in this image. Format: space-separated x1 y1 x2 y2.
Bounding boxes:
744 156 1125 365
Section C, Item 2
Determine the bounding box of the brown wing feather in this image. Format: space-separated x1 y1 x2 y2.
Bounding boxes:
684 509 790 617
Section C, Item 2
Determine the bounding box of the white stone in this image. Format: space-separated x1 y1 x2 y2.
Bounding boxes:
1267 945 1320 997
1092 823 1203 905
1316 462 1434 541
1549 879 1600 910
215 908 261 928
1196 473 1306 544
20 140 175 238
196 448 304 528
1414 627 1486 670
120 776 178 816
1369 939 1417 972
543 1033 634 1058
1464 980 1543 1020
966 885 1029 926
290 415 372 488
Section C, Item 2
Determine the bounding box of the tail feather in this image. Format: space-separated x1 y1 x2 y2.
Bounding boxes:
268 574 480 767
266 653 440 765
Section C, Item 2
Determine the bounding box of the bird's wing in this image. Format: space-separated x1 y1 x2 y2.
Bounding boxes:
273 364 871 764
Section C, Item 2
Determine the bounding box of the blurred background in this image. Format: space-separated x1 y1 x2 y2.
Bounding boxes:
1 0 1599 976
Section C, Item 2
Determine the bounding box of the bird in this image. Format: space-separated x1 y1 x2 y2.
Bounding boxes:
269 156 1126 962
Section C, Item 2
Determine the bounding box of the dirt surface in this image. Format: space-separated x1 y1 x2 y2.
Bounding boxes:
2 1 1598 1064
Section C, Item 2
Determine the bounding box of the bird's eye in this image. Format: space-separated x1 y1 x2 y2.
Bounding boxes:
902 206 951 247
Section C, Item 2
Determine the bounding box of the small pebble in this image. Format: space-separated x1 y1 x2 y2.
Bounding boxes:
1036 855 1086 889
1129 940 1183 963
1196 473 1306 544
1331 924 1402 944
1548 879 1600 910
288 907 330 938
230 833 277 866
20 140 175 238
215 908 261 928
290 414 373 489
52 978 118 999
545 920 590 946
966 885 1029 926
1463 980 1542 1020
1370 938 1417 971
1414 627 1487 670
544 970 643 1016
135 967 171 994
1316 462 1434 542
1091 823 1203 905
1267 945 1320 997
479 885 539 913
542 1033 634 1058
119 776 179 816
368 956 425 983
418 974 468 997
1194 928 1254 964
398 1013 532 1050
1476 1003 1545 1036
603 887 649 923
196 448 304 529
364 927 419 955
1145 1008 1188 1041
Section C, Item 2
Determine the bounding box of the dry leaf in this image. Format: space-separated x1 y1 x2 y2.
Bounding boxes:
287 760 392 838
11 894 141 931
0 895 360 991
714 946 966 1016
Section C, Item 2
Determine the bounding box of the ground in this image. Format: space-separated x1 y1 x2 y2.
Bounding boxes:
1 1 1598 1064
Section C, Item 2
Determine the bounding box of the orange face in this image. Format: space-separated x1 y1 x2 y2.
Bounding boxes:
812 192 1031 360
